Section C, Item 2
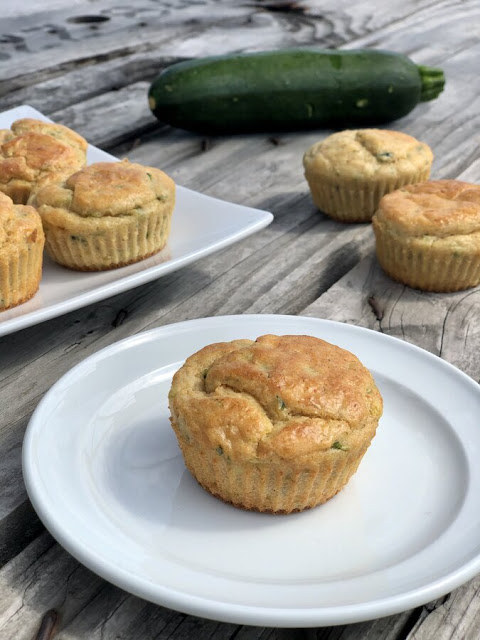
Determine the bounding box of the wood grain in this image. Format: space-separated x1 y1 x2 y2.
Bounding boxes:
0 0 443 105
407 577 480 639
303 255 480 379
50 81 158 148
0 52 183 114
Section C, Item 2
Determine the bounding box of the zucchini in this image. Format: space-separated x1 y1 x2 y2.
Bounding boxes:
148 49 445 134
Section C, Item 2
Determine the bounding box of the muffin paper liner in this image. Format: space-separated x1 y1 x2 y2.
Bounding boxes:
305 168 431 223
0 240 43 310
374 229 480 292
175 434 371 514
43 209 172 271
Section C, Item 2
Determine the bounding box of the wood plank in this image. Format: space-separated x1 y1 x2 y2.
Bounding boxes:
0 0 442 98
0 532 106 640
305 613 418 639
0 513 418 640
0 53 183 115
302 255 480 379
50 81 159 149
0 531 263 640
406 576 480 639
0 426 43 565
57 598 239 640
0 5 324 96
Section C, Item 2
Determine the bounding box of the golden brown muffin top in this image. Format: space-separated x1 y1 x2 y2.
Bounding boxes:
10 119 87 153
0 118 87 185
169 334 383 465
31 160 175 218
0 191 44 249
374 180 480 237
303 129 433 181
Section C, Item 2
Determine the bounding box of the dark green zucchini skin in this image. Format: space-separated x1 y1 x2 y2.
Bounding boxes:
148 49 444 134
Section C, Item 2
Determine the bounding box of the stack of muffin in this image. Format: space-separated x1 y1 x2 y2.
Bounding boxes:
303 128 480 292
0 118 176 311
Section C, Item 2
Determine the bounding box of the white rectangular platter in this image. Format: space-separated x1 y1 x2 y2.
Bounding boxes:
0 106 273 338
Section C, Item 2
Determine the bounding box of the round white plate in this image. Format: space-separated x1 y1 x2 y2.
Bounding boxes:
23 315 480 627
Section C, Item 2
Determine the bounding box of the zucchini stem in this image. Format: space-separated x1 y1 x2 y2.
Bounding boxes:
417 65 445 102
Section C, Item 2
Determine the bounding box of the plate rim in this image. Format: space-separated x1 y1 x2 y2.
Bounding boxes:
0 105 273 338
22 314 480 627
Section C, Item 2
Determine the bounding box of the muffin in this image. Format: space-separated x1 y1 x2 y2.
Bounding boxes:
29 160 175 271
0 192 45 310
0 118 87 204
373 179 480 292
168 334 383 514
303 128 433 223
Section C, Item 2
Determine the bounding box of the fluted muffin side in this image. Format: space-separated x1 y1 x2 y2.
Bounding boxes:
0 192 44 310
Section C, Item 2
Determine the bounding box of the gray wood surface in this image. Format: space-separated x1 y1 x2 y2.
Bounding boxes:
1 0 480 638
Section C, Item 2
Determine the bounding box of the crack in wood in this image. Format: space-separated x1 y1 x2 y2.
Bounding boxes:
98 594 130 640
57 565 81 611
424 593 451 612
405 594 453 638
0 46 187 98
438 304 451 358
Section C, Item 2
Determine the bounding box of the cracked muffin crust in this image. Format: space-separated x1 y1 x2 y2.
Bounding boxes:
373 179 480 291
29 159 175 271
0 192 45 310
168 334 383 513
303 129 433 222
0 118 87 204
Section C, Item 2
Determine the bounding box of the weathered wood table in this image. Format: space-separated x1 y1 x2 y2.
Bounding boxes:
1 1 480 638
